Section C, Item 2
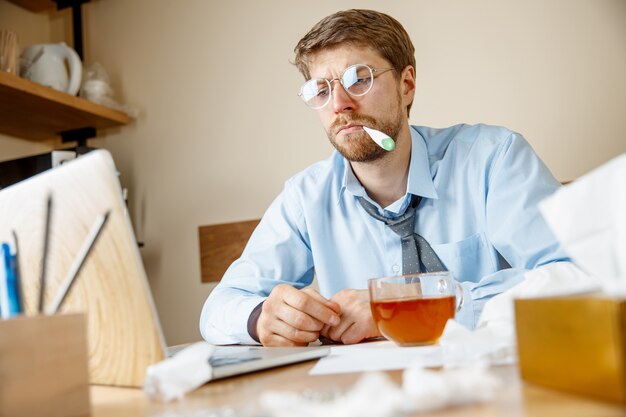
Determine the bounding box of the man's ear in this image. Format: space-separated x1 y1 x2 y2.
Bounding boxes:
400 65 416 107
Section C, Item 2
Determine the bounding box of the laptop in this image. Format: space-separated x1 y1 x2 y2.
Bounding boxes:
168 343 329 380
0 150 166 387
0 150 327 386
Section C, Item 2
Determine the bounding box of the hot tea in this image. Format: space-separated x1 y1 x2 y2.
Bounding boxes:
369 272 462 346
371 295 455 346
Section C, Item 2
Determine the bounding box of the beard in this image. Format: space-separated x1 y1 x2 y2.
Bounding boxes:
326 95 405 163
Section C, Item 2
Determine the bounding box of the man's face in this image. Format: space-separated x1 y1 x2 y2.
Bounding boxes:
307 45 411 162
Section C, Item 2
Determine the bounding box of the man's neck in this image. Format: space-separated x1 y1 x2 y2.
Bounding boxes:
350 124 412 209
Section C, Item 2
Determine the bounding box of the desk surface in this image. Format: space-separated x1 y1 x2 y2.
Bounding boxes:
91 361 624 417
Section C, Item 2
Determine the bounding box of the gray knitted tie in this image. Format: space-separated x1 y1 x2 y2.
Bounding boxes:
358 195 447 274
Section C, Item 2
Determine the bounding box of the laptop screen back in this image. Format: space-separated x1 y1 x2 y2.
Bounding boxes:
0 150 166 387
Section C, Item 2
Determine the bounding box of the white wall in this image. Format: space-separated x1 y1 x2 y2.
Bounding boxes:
2 0 626 345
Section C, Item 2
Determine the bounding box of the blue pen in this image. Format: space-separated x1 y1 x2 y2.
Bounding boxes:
2 243 21 317
0 244 7 318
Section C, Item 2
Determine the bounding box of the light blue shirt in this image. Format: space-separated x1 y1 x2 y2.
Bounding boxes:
200 124 569 345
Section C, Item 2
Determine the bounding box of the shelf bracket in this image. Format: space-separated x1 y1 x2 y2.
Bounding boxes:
60 127 96 147
55 0 91 60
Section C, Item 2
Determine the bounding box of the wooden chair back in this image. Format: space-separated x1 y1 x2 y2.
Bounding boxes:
198 219 260 283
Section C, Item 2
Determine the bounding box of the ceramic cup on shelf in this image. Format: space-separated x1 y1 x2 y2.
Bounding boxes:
20 42 82 96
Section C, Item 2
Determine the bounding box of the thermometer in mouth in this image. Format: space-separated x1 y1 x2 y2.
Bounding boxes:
362 126 396 151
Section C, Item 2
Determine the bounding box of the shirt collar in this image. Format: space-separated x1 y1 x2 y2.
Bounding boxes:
407 125 438 200
339 125 439 205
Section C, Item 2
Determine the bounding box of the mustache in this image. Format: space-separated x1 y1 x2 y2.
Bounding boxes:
330 115 378 135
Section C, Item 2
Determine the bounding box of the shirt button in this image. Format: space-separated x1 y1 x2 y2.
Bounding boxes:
392 264 400 273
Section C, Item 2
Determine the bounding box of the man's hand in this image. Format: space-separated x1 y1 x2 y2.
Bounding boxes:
320 289 380 344
257 285 341 347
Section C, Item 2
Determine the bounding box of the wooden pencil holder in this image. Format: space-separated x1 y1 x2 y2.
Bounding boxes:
0 313 90 417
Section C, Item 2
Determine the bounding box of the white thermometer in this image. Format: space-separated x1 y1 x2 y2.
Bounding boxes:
363 126 396 151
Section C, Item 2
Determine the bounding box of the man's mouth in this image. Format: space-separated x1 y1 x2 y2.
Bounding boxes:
336 124 364 135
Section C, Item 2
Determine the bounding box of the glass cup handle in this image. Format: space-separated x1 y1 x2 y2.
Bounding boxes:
455 283 464 313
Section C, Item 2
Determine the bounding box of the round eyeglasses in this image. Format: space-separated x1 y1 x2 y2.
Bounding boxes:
298 64 395 109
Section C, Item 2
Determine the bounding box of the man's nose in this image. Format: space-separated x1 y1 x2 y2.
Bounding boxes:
331 81 355 113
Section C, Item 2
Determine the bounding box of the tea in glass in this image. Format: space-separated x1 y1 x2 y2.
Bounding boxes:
368 272 462 346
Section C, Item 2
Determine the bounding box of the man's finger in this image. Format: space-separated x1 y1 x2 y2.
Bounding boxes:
282 287 340 326
302 288 342 315
327 317 353 342
320 323 331 338
267 318 320 344
338 322 362 345
276 303 325 332
261 332 308 347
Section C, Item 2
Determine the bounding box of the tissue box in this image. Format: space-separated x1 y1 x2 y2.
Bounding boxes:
0 314 91 417
515 296 626 403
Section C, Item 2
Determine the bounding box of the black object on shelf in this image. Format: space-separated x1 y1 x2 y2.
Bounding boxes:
61 127 96 147
54 0 91 60
0 146 96 190
55 0 95 146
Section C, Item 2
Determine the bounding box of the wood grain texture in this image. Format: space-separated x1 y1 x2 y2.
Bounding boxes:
0 151 165 387
88 362 626 417
0 314 90 417
198 219 260 283
0 71 130 141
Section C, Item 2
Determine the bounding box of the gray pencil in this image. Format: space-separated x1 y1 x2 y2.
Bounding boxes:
47 210 111 315
38 195 52 313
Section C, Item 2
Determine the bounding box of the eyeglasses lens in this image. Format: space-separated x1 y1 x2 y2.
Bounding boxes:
342 64 373 96
300 64 375 109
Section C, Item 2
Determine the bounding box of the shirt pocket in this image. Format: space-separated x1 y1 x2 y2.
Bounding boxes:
430 233 495 283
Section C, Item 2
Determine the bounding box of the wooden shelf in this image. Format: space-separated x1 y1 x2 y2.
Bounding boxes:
0 71 130 141
6 0 57 12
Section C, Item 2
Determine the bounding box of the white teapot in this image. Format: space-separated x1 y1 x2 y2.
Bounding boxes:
21 43 82 96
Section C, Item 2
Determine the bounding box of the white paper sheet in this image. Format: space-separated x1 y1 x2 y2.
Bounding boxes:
309 340 442 375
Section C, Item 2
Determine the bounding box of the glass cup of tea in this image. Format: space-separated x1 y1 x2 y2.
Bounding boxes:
368 272 463 346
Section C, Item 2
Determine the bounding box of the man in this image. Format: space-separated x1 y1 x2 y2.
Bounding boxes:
199 9 569 346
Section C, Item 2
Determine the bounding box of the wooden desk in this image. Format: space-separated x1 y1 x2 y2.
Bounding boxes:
90 361 624 417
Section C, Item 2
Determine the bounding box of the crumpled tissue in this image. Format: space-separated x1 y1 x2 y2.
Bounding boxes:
439 319 515 366
478 262 599 329
539 153 626 295
143 342 215 402
460 154 626 364
438 262 597 367
260 362 499 417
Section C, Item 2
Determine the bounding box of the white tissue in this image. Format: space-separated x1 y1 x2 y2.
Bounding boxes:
260 364 499 417
403 362 500 410
143 342 215 402
478 262 599 329
439 319 515 366
539 153 626 295
434 263 598 369
462 262 599 365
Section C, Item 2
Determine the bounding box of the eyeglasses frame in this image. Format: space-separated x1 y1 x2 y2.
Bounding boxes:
298 64 395 110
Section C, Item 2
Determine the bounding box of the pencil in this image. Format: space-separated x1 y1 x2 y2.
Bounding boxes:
47 210 111 315
38 195 52 313
11 230 24 314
